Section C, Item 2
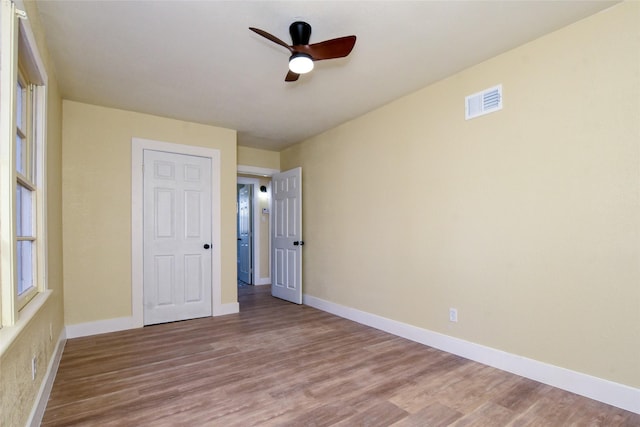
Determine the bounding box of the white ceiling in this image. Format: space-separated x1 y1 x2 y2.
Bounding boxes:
36 1 617 151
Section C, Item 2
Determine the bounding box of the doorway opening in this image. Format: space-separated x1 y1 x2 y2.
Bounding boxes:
237 176 271 289
237 181 253 286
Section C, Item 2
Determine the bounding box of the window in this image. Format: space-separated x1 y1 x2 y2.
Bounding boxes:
16 67 38 306
1 0 47 327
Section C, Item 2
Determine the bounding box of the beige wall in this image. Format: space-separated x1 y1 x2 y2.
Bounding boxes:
281 2 640 388
238 145 280 170
62 101 237 325
0 1 65 425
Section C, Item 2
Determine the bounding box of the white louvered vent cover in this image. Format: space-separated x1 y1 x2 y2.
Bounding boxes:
465 84 503 120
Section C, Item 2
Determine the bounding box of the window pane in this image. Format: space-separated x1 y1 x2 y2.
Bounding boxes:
16 185 22 236
17 133 25 176
16 78 31 180
16 80 24 130
16 184 33 237
17 240 34 295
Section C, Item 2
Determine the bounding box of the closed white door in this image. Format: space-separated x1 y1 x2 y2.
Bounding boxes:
143 150 212 325
237 184 252 284
272 167 302 304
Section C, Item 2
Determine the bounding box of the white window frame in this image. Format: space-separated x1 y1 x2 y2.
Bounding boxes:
0 0 48 327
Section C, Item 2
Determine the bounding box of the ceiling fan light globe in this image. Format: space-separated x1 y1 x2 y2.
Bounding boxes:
289 54 314 74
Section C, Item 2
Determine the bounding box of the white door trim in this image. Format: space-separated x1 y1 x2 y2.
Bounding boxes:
132 138 222 327
237 165 279 177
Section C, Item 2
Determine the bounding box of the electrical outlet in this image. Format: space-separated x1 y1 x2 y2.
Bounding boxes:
449 308 458 323
31 356 37 380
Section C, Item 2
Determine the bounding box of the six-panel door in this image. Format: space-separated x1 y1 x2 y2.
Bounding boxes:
143 150 213 325
271 167 302 304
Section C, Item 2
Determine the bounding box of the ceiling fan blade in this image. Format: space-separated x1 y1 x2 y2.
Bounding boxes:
249 27 293 53
304 35 357 61
285 70 300 82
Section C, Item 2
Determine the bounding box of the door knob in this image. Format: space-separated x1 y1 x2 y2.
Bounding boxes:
293 241 305 246
204 244 211 249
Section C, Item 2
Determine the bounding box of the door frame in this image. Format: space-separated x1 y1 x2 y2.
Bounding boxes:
132 137 222 327
237 164 279 285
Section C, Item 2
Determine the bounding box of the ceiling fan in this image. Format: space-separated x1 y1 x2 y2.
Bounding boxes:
249 21 356 82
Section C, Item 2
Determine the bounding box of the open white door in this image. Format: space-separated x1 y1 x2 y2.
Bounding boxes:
271 167 302 304
143 150 213 325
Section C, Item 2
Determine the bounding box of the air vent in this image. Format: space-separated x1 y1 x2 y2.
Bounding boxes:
465 84 503 120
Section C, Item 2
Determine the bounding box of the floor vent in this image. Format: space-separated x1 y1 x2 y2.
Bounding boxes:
465 84 503 120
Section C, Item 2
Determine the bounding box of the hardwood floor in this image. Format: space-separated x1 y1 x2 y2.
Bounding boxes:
42 286 639 426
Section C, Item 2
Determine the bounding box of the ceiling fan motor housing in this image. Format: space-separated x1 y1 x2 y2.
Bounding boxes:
290 21 312 45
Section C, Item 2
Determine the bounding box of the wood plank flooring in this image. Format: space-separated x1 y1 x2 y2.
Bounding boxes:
42 285 639 426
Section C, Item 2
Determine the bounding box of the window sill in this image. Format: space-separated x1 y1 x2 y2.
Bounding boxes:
0 289 52 356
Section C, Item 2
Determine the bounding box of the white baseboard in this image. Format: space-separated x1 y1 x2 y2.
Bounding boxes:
254 278 271 286
67 304 241 339
214 302 240 316
28 329 67 427
66 316 139 339
303 294 640 415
